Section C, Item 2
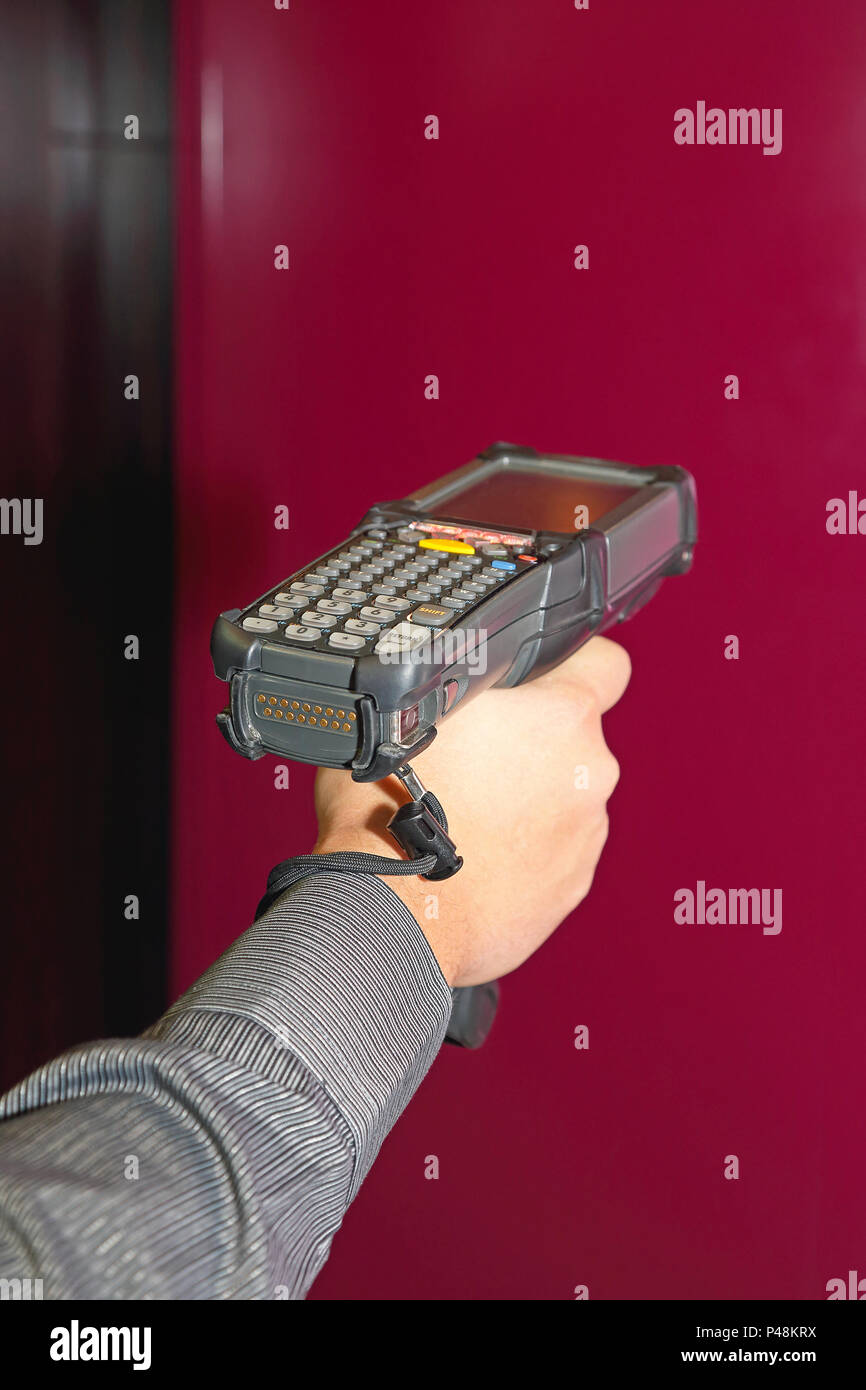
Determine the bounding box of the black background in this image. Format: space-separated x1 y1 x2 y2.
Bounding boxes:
0 0 172 1088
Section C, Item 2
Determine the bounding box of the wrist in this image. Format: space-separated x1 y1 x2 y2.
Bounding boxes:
311 829 462 988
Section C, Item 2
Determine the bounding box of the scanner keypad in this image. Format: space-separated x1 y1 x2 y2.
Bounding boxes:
238 527 537 655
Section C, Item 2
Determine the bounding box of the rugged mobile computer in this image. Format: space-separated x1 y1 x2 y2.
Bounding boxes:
211 442 697 1045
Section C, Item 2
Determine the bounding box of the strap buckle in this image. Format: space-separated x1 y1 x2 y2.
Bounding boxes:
388 764 463 880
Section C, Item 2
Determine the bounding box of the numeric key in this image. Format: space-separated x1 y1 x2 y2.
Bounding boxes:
290 581 326 597
372 595 411 612
360 605 399 623
344 618 381 636
331 588 369 604
300 611 337 628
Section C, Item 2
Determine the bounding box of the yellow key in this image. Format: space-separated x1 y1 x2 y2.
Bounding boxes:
418 537 475 554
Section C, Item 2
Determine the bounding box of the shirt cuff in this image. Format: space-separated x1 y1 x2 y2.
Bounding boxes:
147 871 453 1196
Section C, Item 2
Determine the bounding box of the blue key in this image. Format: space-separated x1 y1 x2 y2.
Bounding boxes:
491 559 516 570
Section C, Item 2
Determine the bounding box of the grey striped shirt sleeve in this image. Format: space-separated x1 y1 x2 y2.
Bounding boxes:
0 871 453 1299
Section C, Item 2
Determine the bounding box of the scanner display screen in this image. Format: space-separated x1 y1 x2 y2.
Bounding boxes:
439 467 641 534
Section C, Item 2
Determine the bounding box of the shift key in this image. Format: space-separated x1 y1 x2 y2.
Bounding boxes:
409 604 452 627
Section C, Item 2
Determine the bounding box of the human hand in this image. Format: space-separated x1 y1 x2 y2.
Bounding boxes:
312 635 632 987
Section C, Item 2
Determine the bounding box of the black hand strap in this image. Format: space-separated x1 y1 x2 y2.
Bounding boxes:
255 788 461 921
255 846 436 920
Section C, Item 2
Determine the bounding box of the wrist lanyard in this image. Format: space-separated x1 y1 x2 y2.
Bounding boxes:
255 768 462 921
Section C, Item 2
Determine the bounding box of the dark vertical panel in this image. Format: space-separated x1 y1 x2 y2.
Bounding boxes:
0 0 172 1086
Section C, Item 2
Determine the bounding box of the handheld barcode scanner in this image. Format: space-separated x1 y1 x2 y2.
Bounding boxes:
212 443 697 1046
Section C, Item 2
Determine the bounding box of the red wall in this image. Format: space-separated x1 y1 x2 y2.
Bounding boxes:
173 0 866 1299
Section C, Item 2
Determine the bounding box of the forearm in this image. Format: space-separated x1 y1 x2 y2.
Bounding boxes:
0 873 452 1300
